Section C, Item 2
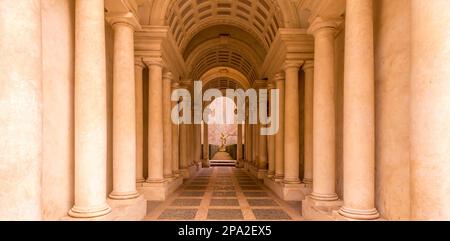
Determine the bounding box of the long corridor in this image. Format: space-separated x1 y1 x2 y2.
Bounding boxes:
144 167 303 221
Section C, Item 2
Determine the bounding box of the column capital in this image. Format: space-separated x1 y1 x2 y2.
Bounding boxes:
171 81 180 89
308 16 343 36
274 72 285 82
284 61 304 71
106 12 141 31
135 58 145 68
163 71 174 81
143 57 164 68
267 81 276 90
303 60 315 71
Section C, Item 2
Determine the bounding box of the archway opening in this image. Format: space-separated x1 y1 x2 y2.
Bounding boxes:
202 96 244 166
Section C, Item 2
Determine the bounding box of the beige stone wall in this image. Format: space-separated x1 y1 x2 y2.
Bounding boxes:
373 0 411 220
41 0 74 220
334 26 345 200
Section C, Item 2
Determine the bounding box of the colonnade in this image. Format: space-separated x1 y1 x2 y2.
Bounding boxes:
2 0 450 221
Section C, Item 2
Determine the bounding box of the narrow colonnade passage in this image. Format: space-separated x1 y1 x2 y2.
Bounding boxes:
145 167 303 221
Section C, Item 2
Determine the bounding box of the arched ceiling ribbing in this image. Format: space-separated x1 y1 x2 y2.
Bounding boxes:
186 34 262 83
166 0 285 53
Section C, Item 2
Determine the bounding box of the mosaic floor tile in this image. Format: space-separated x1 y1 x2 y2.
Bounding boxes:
247 199 279 207
207 209 244 220
240 185 262 190
210 199 240 206
179 191 206 197
212 191 237 197
252 209 292 220
158 209 198 220
243 191 269 197
170 199 202 206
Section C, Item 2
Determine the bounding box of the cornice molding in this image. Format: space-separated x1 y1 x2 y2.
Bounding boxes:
261 28 314 80
135 26 187 77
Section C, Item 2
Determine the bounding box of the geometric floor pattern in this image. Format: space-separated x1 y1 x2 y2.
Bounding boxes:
144 167 303 221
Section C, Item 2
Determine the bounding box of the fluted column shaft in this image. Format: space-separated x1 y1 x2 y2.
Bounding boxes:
284 63 302 184
163 72 174 179
303 62 314 184
274 73 285 181
0 0 43 220
69 0 111 218
109 18 140 200
309 19 339 201
146 60 164 183
410 0 450 220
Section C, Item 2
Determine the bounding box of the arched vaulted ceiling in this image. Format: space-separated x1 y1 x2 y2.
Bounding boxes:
166 0 285 52
185 32 263 83
136 0 306 86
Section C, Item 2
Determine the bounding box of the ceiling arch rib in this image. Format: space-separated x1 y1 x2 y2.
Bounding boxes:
166 0 285 52
190 48 258 83
186 34 262 84
201 67 250 90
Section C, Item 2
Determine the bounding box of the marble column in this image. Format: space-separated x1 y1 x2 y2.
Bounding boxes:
188 124 194 165
145 59 164 183
267 83 276 178
163 72 174 179
69 0 111 218
108 16 140 200
246 121 252 167
171 82 180 176
274 73 285 182
258 130 268 170
237 124 243 167
258 93 268 171
410 0 450 220
135 60 145 183
338 0 379 220
203 123 210 167
283 62 302 184
253 124 259 166
309 18 340 201
195 124 202 164
0 0 43 220
303 62 314 185
179 123 188 170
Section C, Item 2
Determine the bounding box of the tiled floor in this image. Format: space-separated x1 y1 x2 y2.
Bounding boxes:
144 167 303 221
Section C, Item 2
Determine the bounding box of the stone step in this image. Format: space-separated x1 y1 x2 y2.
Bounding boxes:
209 160 237 166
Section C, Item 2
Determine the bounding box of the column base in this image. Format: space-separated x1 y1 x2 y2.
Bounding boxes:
334 207 381 220
264 177 311 201
202 159 210 168
302 195 343 221
248 165 267 180
136 178 146 183
106 195 147 221
180 165 200 179
109 191 141 200
137 176 183 201
274 174 284 182
67 203 112 219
